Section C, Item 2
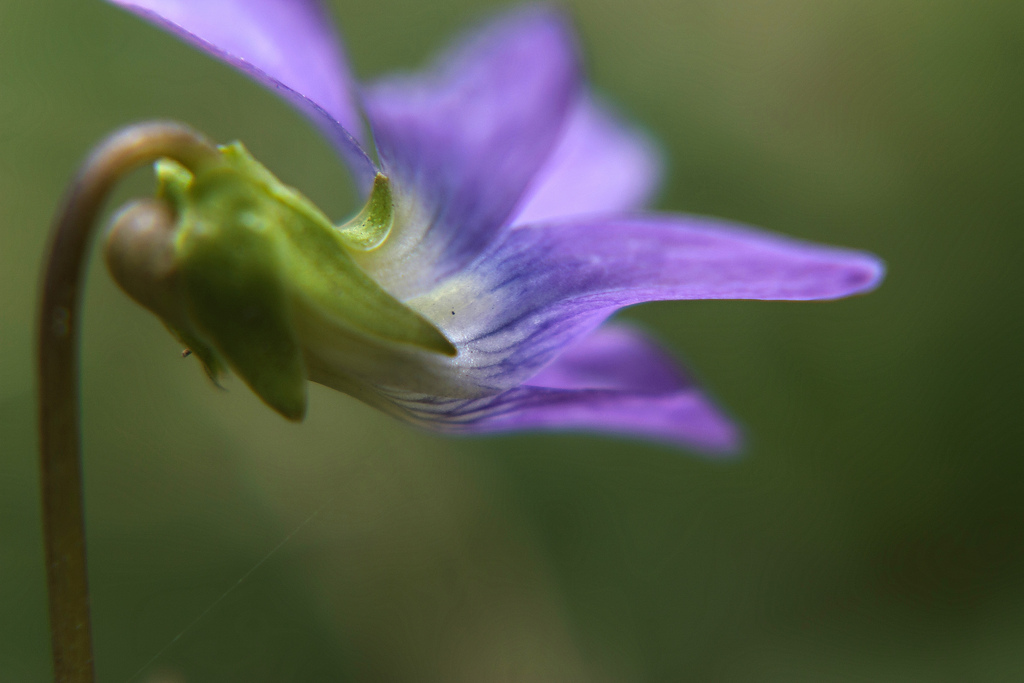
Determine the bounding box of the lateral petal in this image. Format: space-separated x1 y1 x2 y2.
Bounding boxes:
512 95 664 225
409 214 885 393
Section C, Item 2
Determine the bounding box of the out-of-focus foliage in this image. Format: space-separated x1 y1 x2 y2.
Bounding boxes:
1 0 1021 680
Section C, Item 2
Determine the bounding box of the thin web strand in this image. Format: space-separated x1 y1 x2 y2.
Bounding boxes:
126 498 334 682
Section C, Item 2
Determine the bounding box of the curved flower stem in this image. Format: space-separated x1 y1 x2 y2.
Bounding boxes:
37 122 218 683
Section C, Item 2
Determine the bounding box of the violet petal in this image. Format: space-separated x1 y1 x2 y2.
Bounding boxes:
359 7 581 297
513 95 664 225
389 324 740 452
107 0 375 185
410 214 885 392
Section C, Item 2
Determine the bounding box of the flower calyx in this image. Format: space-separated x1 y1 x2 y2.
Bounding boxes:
104 142 455 421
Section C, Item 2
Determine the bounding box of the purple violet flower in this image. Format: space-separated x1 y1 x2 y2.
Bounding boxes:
104 0 884 452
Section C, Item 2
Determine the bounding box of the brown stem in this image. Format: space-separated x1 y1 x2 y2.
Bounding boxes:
37 122 217 683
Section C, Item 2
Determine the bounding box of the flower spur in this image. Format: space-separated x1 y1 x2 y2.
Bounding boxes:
103 0 884 452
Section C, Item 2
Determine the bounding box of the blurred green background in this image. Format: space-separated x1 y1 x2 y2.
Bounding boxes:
3 0 1023 680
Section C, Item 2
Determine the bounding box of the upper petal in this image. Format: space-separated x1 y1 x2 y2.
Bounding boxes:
357 6 582 298
409 214 885 392
385 324 740 453
107 0 375 185
512 95 664 225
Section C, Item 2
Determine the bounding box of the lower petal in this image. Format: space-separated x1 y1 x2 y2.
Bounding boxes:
385 325 741 453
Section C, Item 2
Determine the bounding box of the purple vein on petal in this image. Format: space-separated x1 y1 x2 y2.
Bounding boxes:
107 0 376 187
358 6 582 298
386 324 741 453
409 214 885 393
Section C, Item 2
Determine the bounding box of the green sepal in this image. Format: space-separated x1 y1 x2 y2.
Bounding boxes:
149 143 455 420
159 154 307 419
178 213 308 421
337 173 393 251
169 325 226 386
